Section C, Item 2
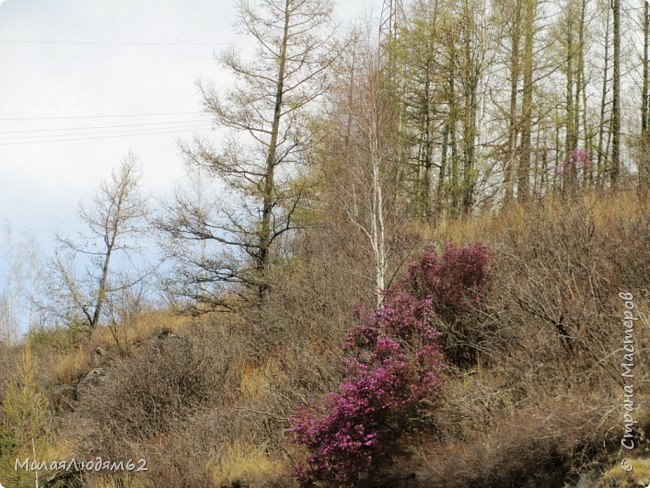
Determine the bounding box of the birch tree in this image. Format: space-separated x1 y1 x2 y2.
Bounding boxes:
0 227 39 343
46 155 147 333
325 46 402 307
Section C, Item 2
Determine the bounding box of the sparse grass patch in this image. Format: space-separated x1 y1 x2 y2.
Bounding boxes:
48 345 89 384
596 458 650 487
209 441 287 487
40 311 196 386
239 361 276 400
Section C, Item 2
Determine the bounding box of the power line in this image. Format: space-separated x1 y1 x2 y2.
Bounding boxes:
0 122 210 141
0 126 213 146
0 123 209 141
0 111 204 121
0 119 210 135
0 40 250 46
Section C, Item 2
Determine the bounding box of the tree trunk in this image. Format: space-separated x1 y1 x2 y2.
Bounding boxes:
518 0 535 201
565 11 577 189
423 50 434 218
641 1 650 195
643 0 649 134
436 122 449 219
370 136 386 307
596 6 611 187
461 6 479 215
257 0 291 300
611 0 621 187
505 0 521 205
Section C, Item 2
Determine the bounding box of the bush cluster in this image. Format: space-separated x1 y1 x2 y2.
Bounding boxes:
76 331 232 457
289 242 490 485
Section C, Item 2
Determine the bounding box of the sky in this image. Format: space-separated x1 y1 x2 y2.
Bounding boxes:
0 0 378 238
0 0 380 333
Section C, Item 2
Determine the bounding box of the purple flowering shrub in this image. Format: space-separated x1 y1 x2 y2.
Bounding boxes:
556 148 593 179
289 243 490 485
398 242 490 312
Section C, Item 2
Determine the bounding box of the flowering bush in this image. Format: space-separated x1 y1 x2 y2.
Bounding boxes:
289 243 490 485
556 148 593 179
397 242 490 311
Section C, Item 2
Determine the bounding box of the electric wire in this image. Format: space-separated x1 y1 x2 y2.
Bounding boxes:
0 111 204 121
0 121 209 140
0 119 211 135
0 40 250 45
0 126 213 146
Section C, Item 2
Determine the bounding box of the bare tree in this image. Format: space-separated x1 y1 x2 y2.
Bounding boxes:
321 42 403 307
160 0 336 305
46 154 148 333
0 226 40 343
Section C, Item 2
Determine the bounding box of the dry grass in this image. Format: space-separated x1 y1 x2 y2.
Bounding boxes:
239 361 274 400
91 310 191 351
374 190 650 486
208 441 287 487
43 311 194 385
414 189 648 247
48 345 89 384
76 329 233 449
596 458 650 487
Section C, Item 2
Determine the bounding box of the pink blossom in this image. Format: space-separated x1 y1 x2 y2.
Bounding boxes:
556 147 593 179
289 243 490 485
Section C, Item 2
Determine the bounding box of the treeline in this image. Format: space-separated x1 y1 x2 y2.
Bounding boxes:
15 0 650 335
385 0 650 211
154 0 650 312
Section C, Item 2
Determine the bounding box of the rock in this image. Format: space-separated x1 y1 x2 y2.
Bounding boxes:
76 367 107 398
157 328 176 339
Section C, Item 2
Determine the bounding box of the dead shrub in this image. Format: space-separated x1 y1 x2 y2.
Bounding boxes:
76 326 236 458
408 389 626 487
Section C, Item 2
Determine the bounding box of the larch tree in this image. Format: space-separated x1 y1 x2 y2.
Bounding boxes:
517 0 536 201
639 0 650 195
396 0 443 219
161 0 335 305
500 0 523 204
595 0 611 185
0 343 51 488
450 0 495 213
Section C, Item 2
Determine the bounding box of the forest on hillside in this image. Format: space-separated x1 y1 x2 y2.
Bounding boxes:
1 0 650 486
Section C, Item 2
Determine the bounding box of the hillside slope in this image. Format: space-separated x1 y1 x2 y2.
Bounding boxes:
1 191 648 488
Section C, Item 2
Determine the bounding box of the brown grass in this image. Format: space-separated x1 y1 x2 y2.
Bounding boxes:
43 311 193 385
208 441 287 487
